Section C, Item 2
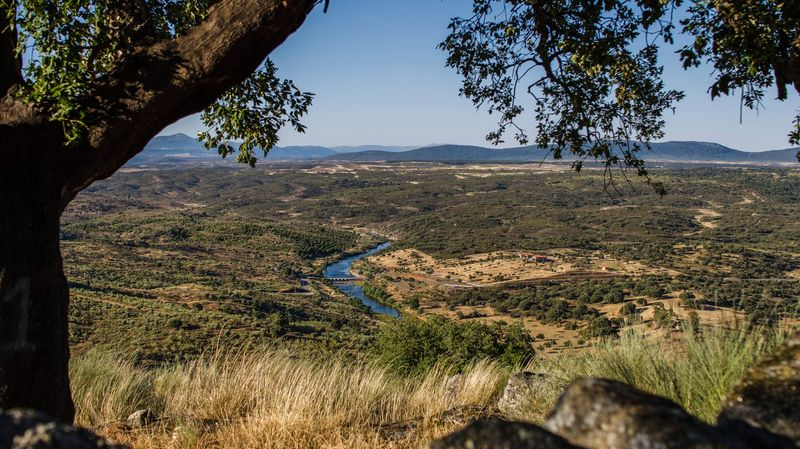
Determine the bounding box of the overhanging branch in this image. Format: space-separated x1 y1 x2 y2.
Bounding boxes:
61 0 317 207
0 1 22 98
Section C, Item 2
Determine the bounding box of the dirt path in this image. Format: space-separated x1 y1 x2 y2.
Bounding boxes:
72 293 137 310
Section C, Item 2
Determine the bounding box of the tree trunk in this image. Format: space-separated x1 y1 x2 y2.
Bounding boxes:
0 148 74 422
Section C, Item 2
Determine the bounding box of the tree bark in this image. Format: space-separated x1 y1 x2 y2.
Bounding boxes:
0 132 74 422
62 0 318 205
0 0 317 423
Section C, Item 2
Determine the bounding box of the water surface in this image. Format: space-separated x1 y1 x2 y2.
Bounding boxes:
322 242 399 317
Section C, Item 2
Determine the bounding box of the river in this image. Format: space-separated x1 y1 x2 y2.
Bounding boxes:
322 242 399 317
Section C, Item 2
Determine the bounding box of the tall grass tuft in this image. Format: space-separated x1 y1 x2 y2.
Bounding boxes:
72 324 786 448
72 349 507 449
70 350 157 427
523 324 784 423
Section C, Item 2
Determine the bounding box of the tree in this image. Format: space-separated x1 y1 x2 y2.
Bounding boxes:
441 0 800 193
0 0 320 422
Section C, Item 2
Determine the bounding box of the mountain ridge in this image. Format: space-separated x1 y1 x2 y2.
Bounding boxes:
130 133 799 165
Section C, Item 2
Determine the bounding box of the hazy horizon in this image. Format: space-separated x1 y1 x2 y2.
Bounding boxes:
153 131 798 153
160 0 800 153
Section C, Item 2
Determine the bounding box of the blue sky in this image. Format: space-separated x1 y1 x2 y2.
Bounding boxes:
161 0 799 152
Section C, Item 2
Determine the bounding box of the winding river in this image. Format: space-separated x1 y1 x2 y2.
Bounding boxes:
322 242 399 317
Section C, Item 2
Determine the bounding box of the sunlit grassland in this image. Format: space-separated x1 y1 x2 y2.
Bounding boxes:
74 324 785 448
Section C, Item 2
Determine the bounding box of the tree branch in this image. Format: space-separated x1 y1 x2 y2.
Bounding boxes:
0 1 22 98
61 0 318 207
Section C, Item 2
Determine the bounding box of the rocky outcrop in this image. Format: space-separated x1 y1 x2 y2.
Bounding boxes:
429 418 582 449
718 333 800 449
496 371 548 420
544 378 744 449
0 408 127 449
429 333 800 449
444 374 465 401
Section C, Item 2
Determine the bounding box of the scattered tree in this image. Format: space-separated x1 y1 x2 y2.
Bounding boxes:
442 0 800 192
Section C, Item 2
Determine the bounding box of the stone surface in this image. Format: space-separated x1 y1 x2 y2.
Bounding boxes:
125 409 156 428
718 333 800 449
379 404 492 441
0 408 128 449
444 374 465 401
544 378 744 449
428 418 585 449
496 371 548 419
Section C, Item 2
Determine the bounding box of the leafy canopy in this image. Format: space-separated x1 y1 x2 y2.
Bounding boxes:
9 0 312 161
441 0 800 190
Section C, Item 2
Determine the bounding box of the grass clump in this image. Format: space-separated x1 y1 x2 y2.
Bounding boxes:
519 325 785 423
71 349 508 449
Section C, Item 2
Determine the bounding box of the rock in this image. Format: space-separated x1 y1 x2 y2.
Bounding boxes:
0 408 128 449
125 409 156 428
496 371 548 419
377 420 418 441
544 378 744 449
444 374 464 401
428 418 585 449
433 404 493 428
718 333 800 448
378 404 491 441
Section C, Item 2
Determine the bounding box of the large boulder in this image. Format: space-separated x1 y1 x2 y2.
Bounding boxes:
0 408 127 449
496 371 549 420
544 378 745 449
428 418 585 449
718 333 800 449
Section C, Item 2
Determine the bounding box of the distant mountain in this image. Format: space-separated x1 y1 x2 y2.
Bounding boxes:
267 146 338 159
128 135 419 165
128 134 221 165
321 144 550 162
128 134 798 166
329 145 418 153
647 141 798 163
324 141 799 164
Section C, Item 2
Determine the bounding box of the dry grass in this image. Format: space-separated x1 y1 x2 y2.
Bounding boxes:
71 350 507 449
72 324 787 448
507 325 785 423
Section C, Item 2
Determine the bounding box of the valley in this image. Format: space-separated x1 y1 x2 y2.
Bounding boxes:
63 162 800 361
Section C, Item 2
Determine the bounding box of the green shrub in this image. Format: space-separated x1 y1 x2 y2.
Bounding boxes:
372 316 534 375
581 316 618 339
619 302 636 316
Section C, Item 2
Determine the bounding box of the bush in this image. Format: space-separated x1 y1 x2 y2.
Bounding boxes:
652 303 675 328
581 316 618 339
372 316 534 375
265 312 289 337
619 302 636 316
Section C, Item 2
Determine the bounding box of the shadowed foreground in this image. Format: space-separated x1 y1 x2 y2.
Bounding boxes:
1 326 793 448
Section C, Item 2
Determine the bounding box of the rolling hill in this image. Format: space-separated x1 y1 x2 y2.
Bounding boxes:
129 134 799 166
128 134 418 165
323 142 799 164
